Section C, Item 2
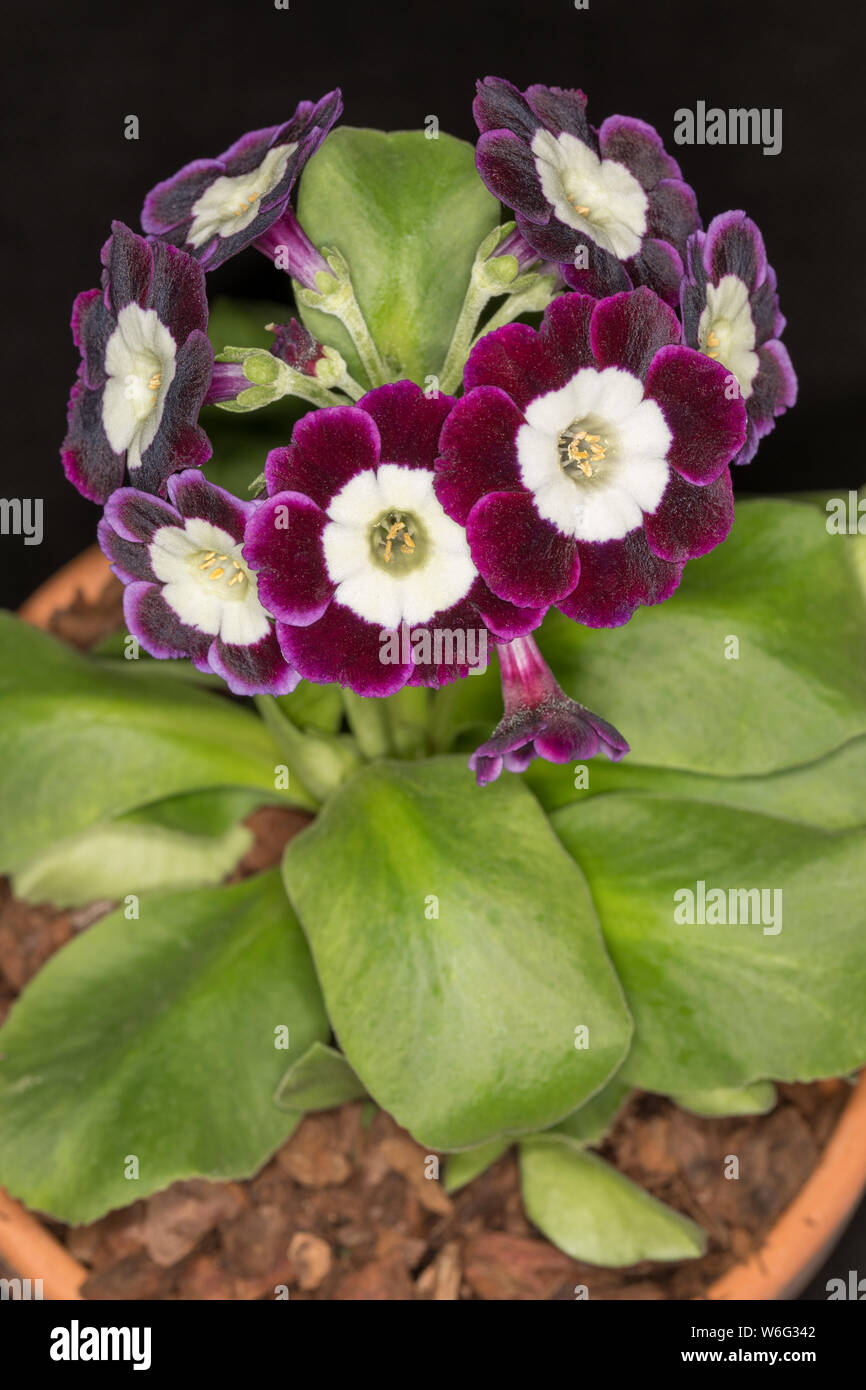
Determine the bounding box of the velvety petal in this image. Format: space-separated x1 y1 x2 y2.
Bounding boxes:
644 468 734 562
265 407 381 507
473 76 540 140
72 288 112 390
598 115 682 188
703 210 767 293
243 492 333 626
97 515 157 584
167 469 251 540
539 291 598 375
525 84 594 146
134 332 214 496
646 179 701 254
435 386 524 524
61 379 124 505
515 210 581 263
590 287 680 382
475 130 551 223
558 528 682 628
645 345 747 484
464 303 590 411
533 711 602 764
405 594 493 689
360 381 454 470
210 629 299 697
680 231 708 347
147 239 209 343
103 486 181 543
561 253 633 298
466 490 580 607
467 576 546 640
141 159 224 236
102 222 153 316
750 274 784 347
737 340 797 464
626 238 683 307
123 581 212 664
277 602 411 697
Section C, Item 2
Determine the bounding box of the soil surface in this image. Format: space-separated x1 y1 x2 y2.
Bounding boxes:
0 576 849 1300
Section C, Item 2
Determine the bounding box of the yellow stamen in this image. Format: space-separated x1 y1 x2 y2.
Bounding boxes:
210 567 224 580
707 330 720 348
228 571 245 586
401 533 415 553
148 373 161 391
571 203 590 216
585 434 600 443
199 551 217 568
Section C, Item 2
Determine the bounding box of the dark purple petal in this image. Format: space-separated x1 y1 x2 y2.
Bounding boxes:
645 345 747 484
146 239 209 343
597 114 682 188
404 596 493 689
515 211 581 263
590 287 680 381
464 295 594 411
72 288 112 390
166 469 251 540
703 210 767 293
467 576 545 640
97 515 157 584
473 76 540 141
133 332 214 496
539 291 598 375
735 340 797 465
141 159 223 236
269 319 325 375
475 130 552 223
561 252 633 298
646 179 701 254
265 406 380 506
103 486 181 543
625 237 683 308
359 381 454 471
243 492 333 626
559 528 682 627
750 272 785 347
102 222 153 316
644 468 734 563
466 490 580 608
123 581 212 665
210 630 299 697
525 84 593 145
278 603 411 697
61 379 124 505
435 386 524 525
680 231 708 347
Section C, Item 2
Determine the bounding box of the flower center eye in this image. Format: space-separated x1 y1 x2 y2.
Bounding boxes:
196 549 249 594
557 422 613 481
370 510 426 571
569 197 590 217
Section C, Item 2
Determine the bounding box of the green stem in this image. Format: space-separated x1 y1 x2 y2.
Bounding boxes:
342 691 393 760
468 275 558 352
255 696 360 805
296 249 390 388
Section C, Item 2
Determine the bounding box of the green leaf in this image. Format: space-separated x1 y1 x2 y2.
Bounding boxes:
519 1140 706 1266
553 795 866 1093
538 500 866 776
524 735 866 829
0 872 328 1222
0 614 313 873
671 1082 777 1117
547 1076 631 1146
276 681 344 736
282 757 632 1151
444 1138 511 1193
295 127 499 385
274 1042 366 1111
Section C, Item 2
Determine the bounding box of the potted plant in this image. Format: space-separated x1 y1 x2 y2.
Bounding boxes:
1 76 864 1301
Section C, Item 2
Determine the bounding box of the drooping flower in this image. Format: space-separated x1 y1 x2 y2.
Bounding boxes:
98 470 298 696
62 223 214 505
242 381 544 697
469 634 628 785
473 77 699 305
681 211 797 464
435 287 747 628
141 91 342 273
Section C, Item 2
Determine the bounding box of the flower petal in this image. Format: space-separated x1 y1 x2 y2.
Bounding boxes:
597 114 683 188
703 210 767 293
590 287 680 382
467 490 580 607
243 491 333 627
475 130 552 223
644 468 734 562
360 381 454 470
645 345 747 484
558 528 682 627
103 486 181 543
278 602 411 697
123 580 212 665
265 406 381 506
646 178 701 254
61 380 124 505
435 386 524 524
209 629 299 697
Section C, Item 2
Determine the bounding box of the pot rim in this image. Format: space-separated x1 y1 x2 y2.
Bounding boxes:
4 544 865 1303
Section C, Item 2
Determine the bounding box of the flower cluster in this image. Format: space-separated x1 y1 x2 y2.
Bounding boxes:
61 79 796 782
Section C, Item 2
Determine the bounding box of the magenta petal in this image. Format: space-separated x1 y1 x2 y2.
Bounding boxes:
360 381 454 470
644 468 734 563
475 131 551 224
104 486 180 543
97 515 156 584
434 387 524 525
597 114 682 188
524 84 593 144
467 490 580 608
166 469 250 539
539 292 598 375
473 76 539 141
209 630 299 697
147 239 209 344
72 288 112 390
625 238 683 308
559 529 682 628
277 603 411 697
243 492 333 627
264 407 380 506
645 345 747 484
102 222 153 316
464 309 586 411
61 380 124 505
590 287 680 381
468 577 545 640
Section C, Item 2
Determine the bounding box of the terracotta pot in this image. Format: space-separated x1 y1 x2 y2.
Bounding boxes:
2 545 865 1302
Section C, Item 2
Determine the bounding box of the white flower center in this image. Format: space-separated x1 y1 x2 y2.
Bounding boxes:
531 128 648 260
699 274 759 399
516 367 672 542
188 142 297 248
102 304 177 470
150 518 270 645
322 464 477 628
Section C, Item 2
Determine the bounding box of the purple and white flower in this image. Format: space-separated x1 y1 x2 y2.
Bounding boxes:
242 381 544 697
473 78 699 305
435 287 747 628
470 634 629 785
141 91 342 273
62 222 213 505
98 470 298 696
681 211 797 464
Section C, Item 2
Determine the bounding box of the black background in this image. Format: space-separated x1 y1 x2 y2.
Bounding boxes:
2 0 865 1298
